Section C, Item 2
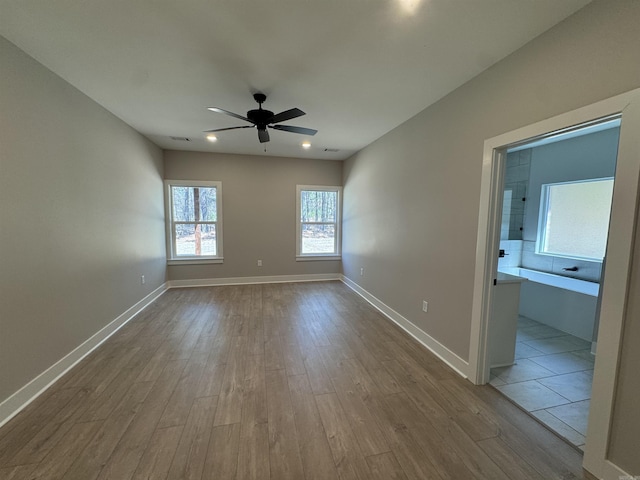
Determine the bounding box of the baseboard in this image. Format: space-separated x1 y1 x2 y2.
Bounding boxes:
0 282 168 429
168 273 341 288
599 459 635 480
490 361 516 369
340 275 469 378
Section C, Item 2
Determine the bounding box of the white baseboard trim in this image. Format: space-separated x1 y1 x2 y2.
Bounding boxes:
0 283 168 429
168 273 341 288
600 459 634 480
341 275 469 378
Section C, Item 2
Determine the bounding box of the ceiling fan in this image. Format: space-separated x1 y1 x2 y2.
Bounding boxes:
205 93 317 143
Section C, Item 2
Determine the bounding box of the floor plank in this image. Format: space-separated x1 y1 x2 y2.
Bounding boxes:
315 392 372 480
60 382 153 480
366 452 408 480
236 354 270 480
266 369 305 480
0 387 80 465
94 359 188 480
476 436 547 480
8 387 94 466
381 392 477 480
288 374 340 480
213 335 247 426
203 423 241 479
30 420 103 480
329 373 390 458
131 425 184 480
0 464 38 480
166 395 217 480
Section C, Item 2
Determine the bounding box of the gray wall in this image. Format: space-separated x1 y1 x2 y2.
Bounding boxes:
164 150 342 281
342 0 640 472
0 37 166 406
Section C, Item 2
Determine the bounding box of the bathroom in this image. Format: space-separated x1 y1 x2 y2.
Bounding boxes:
490 119 620 449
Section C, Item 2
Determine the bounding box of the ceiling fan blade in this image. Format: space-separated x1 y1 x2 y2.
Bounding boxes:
268 108 305 124
207 107 253 123
204 125 254 133
258 129 270 143
270 124 318 136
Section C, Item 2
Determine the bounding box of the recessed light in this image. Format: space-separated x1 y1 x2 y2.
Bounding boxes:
206 134 217 142
301 141 311 149
397 0 422 15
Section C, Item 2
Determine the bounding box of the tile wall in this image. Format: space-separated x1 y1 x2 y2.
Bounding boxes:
502 149 531 240
498 240 523 268
521 241 603 282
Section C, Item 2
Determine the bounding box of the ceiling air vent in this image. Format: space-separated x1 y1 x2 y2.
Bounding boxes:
169 136 191 142
324 148 340 152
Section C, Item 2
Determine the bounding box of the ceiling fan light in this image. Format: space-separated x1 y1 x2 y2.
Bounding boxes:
206 134 217 142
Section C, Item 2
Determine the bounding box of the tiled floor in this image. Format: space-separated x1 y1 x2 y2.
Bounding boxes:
490 316 595 449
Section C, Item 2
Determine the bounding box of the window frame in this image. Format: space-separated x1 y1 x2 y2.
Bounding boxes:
164 179 223 265
535 177 614 262
296 185 342 261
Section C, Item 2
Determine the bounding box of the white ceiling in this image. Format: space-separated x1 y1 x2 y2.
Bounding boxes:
0 0 592 160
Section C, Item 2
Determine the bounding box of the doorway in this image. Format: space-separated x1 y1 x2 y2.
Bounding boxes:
488 120 620 449
468 89 640 479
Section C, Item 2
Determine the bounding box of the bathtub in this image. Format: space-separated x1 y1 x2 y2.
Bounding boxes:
498 267 599 296
498 267 599 341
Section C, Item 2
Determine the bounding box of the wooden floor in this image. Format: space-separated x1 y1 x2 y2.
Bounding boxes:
0 281 592 480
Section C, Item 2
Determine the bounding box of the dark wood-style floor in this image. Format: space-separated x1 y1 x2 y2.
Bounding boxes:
0 281 592 480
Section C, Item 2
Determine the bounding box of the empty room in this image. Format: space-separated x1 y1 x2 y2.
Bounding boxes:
1 1 639 479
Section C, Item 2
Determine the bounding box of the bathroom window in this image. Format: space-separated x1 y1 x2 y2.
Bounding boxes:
536 178 614 261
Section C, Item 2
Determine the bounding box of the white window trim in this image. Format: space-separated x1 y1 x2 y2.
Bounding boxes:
164 179 223 265
535 177 613 263
296 185 342 261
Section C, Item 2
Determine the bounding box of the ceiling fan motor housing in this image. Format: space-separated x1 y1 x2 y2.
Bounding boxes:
247 108 274 129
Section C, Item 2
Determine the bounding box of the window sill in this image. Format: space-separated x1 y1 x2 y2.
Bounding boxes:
296 255 341 262
167 257 224 266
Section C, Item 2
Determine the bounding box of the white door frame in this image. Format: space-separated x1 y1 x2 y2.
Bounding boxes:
468 88 640 480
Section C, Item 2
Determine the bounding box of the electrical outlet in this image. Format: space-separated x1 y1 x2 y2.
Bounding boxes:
141 275 145 285
257 260 262 267
360 267 364 276
422 301 428 312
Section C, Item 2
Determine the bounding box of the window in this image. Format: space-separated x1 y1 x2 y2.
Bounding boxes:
537 178 614 261
296 185 342 259
164 180 222 264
